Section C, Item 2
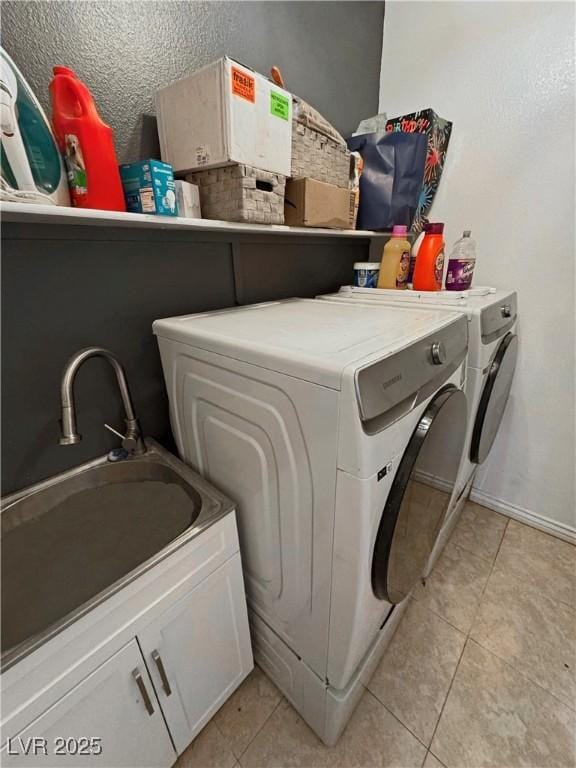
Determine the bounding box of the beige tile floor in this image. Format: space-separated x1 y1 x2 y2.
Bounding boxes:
177 502 576 768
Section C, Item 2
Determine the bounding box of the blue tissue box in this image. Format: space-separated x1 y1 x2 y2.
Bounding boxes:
120 159 178 216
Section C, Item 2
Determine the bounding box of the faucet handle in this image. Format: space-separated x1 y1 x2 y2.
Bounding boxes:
104 423 124 440
104 421 143 454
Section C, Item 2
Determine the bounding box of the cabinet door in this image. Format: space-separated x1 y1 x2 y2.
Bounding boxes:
138 554 253 754
1 640 175 768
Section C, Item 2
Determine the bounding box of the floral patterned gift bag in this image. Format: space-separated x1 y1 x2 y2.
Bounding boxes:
385 109 453 235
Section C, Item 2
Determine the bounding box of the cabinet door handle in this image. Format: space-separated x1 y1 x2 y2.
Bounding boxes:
132 668 155 715
152 650 172 696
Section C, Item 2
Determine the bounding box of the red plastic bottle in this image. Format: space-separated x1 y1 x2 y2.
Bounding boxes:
412 222 445 291
49 66 126 211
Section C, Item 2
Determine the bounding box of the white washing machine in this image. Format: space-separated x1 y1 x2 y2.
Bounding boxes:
318 287 518 570
153 299 468 744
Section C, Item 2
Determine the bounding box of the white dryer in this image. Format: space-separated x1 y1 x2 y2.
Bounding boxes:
319 287 518 569
153 299 468 744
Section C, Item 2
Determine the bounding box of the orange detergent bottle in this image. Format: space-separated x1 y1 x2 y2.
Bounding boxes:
49 66 125 211
412 222 445 291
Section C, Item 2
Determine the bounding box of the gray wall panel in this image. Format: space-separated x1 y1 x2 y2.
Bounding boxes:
234 241 362 305
1 228 236 493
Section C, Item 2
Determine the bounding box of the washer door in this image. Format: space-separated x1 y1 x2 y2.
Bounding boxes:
470 333 518 464
372 385 467 604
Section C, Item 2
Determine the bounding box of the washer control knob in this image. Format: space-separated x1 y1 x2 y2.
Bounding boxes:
431 342 447 365
501 304 512 318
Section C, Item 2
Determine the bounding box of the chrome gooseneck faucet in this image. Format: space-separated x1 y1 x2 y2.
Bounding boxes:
59 347 146 455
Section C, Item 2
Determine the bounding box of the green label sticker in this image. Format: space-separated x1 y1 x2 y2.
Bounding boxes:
270 91 290 121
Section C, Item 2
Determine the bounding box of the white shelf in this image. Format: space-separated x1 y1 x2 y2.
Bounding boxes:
0 201 384 239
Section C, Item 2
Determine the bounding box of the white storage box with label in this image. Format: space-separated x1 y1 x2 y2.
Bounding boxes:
156 57 292 176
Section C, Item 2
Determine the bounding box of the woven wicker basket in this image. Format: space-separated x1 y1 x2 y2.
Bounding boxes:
290 98 351 189
187 164 286 224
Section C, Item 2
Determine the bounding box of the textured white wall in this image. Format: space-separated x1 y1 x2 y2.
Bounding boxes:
380 2 575 534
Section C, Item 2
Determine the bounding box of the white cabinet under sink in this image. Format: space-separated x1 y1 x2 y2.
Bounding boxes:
2 640 174 768
139 555 252 754
1 513 253 767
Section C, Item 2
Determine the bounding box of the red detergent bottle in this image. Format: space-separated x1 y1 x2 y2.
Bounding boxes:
412 222 445 291
49 66 126 211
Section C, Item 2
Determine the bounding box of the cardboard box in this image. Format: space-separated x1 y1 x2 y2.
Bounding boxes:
174 180 201 218
284 178 355 229
156 57 292 176
120 159 177 216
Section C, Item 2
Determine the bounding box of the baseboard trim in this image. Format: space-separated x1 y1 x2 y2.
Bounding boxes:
469 487 576 545
413 468 454 494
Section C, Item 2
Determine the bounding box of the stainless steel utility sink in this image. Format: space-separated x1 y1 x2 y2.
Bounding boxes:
1 438 234 669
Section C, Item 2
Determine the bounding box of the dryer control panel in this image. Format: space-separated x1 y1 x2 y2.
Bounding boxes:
355 316 468 425
480 291 517 343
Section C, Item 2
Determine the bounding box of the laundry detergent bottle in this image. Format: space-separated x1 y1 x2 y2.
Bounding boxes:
412 222 445 291
377 225 411 289
446 230 477 291
49 67 125 211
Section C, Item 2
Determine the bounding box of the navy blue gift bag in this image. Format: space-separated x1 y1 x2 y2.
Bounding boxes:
347 131 427 231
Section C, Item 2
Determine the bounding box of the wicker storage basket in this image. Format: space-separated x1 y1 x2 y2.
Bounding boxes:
291 122 351 189
187 164 285 224
290 98 351 189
